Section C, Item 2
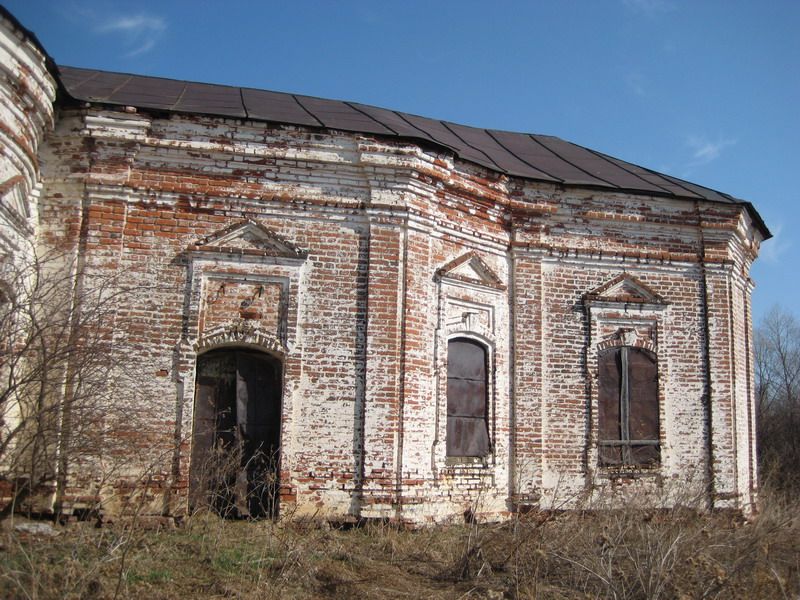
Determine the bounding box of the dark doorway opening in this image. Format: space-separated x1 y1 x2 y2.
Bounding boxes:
190 349 282 519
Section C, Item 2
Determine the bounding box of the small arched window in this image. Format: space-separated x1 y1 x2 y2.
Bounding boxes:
447 338 490 457
598 346 660 466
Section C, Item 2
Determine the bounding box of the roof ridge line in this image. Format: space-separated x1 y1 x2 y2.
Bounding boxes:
529 135 620 189
589 149 703 199
62 67 100 94
172 82 189 111
108 74 134 102
657 170 735 201
484 129 563 183
392 112 458 154
239 87 249 120
440 121 506 174
291 95 324 128
581 145 675 196
344 101 398 136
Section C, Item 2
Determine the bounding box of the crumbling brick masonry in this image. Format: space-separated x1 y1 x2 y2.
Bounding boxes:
0 8 769 523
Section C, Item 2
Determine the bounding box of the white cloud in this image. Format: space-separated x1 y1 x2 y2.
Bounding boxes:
625 72 647 97
622 0 674 16
759 223 790 264
97 15 165 34
95 14 166 57
685 135 737 167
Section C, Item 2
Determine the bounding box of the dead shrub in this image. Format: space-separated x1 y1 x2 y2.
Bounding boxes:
0 486 798 599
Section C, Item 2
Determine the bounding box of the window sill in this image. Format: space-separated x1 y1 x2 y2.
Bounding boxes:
599 464 661 480
445 455 491 467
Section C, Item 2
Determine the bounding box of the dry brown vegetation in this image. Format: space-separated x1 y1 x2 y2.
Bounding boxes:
1 488 798 600
1 267 798 599
0 249 163 521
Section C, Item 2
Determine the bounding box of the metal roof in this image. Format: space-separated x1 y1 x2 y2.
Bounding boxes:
56 65 770 238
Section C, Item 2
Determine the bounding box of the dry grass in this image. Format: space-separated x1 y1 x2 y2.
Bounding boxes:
1 491 798 599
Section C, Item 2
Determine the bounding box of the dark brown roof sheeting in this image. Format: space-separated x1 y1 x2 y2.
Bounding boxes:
56 65 770 238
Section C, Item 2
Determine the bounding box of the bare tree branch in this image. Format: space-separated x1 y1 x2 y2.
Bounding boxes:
755 306 800 492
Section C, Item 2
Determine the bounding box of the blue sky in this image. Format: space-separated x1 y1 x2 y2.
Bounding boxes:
6 0 798 325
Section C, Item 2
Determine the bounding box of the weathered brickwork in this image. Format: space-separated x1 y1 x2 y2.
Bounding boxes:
0 12 56 506
0 10 54 265
0 9 768 523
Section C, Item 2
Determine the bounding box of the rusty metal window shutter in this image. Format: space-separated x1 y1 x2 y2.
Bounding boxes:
627 348 660 464
598 348 623 466
447 339 490 457
598 346 659 466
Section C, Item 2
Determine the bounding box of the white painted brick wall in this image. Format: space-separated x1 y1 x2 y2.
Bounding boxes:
0 26 764 519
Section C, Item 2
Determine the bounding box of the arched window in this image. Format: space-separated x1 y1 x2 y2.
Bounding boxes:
598 346 660 467
447 338 490 457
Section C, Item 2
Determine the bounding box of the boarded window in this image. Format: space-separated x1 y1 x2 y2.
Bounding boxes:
598 346 659 467
447 338 490 457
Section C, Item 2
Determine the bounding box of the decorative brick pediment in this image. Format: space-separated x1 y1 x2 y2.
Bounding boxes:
437 252 505 290
0 175 33 233
195 322 286 356
188 219 307 259
585 274 665 306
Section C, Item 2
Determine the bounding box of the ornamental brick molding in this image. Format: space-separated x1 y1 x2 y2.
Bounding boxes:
0 6 769 522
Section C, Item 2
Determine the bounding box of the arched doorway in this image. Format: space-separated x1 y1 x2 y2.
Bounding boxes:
190 348 282 518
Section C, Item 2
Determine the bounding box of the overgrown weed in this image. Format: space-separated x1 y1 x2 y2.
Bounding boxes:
1 491 798 599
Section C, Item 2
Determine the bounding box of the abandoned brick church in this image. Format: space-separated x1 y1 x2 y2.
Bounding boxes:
0 8 770 522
